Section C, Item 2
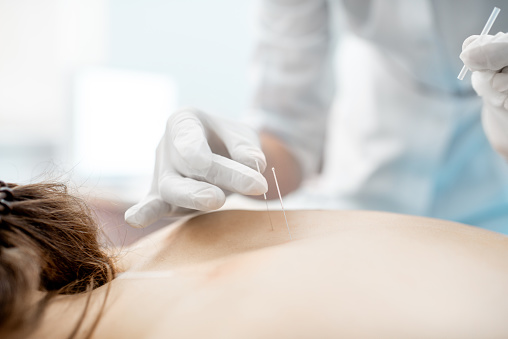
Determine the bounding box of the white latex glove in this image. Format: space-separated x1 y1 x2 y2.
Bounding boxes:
125 108 268 228
460 32 508 160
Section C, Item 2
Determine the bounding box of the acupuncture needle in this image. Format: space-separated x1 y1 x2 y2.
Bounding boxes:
272 167 292 240
458 7 500 80
255 160 274 231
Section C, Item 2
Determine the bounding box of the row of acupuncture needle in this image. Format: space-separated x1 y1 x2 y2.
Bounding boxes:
255 160 292 240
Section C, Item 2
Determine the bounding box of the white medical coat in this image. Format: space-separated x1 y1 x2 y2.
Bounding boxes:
250 0 508 233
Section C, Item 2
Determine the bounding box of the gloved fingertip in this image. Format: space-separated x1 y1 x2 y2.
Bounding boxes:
461 34 508 71
124 206 148 229
460 35 487 71
239 172 268 196
232 147 267 172
254 174 269 195
124 197 172 228
253 153 268 173
192 187 226 210
462 35 480 51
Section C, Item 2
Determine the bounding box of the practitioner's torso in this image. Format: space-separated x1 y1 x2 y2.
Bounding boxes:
309 0 508 231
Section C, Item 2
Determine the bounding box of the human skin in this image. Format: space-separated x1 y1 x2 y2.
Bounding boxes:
260 132 303 199
30 210 508 339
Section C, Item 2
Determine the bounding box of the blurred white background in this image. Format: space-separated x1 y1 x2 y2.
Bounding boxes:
0 0 255 203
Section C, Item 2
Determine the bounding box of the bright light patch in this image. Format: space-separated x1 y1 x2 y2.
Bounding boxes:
73 68 177 179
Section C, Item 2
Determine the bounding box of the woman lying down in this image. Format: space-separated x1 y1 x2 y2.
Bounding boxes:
1 181 508 339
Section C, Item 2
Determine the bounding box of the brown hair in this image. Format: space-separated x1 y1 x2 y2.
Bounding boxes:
0 182 115 338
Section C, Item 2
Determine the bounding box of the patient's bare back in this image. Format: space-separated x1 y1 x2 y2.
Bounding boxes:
36 210 508 339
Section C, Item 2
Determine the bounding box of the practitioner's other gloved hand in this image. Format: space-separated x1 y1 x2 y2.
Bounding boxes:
460 32 508 160
125 108 268 228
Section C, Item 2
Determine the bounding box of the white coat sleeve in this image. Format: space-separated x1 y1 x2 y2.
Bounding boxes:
248 0 336 177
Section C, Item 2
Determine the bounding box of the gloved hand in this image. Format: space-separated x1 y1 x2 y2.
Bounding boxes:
460 32 508 160
125 108 268 228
